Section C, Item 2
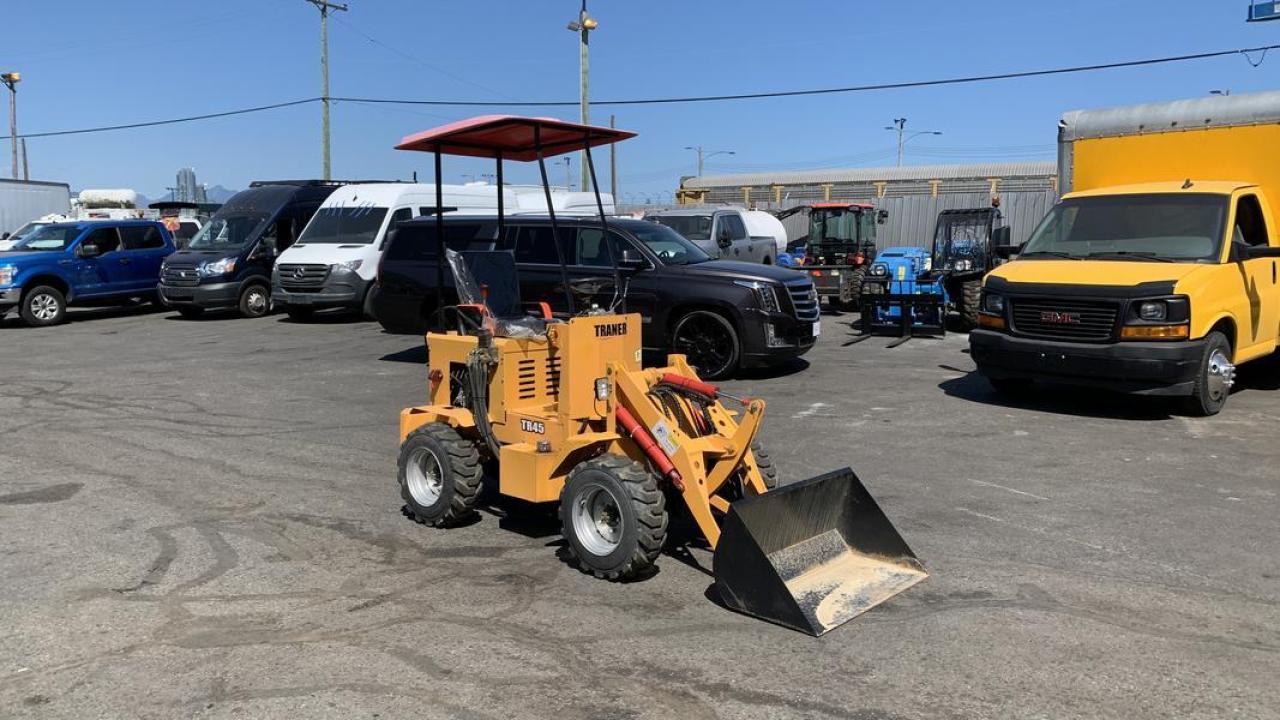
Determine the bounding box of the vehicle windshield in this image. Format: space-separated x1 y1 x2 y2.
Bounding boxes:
811 209 860 244
300 205 389 244
6 224 82 252
629 223 712 265
651 215 712 242
187 214 272 251
1021 194 1228 262
935 214 990 260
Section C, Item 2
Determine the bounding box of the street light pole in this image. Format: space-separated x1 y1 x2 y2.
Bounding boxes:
684 146 735 176
305 0 347 181
567 1 597 192
1 72 20 180
885 118 941 167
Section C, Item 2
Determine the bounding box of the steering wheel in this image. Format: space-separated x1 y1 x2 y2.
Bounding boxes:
658 249 674 260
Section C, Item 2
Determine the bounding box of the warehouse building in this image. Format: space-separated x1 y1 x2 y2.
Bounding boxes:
675 162 1059 249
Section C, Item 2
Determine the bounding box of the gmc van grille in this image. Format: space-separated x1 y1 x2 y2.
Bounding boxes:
1010 298 1119 342
784 279 820 322
278 264 330 289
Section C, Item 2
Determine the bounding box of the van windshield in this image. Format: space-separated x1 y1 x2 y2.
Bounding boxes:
6 224 82 252
187 213 272 251
652 215 712 242
1021 194 1228 262
300 206 389 244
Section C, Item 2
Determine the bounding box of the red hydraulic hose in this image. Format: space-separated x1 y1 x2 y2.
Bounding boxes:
616 405 684 490
659 373 719 398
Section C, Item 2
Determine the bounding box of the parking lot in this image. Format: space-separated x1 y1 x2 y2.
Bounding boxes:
1 304 1278 719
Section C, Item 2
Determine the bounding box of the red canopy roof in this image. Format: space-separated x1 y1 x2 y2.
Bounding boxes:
395 115 637 162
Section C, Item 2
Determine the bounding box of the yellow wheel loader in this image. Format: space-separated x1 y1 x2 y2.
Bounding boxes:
391 116 927 635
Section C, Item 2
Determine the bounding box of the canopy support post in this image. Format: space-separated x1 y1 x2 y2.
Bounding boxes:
535 125 575 313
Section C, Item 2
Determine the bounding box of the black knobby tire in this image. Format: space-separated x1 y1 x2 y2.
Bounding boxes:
750 440 779 490
959 279 982 330
287 306 316 322
560 455 668 581
845 266 867 309
398 422 484 527
19 285 67 327
671 310 740 381
1184 330 1233 417
177 307 204 319
239 283 271 319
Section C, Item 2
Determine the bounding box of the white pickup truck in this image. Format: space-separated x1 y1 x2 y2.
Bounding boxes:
646 207 778 264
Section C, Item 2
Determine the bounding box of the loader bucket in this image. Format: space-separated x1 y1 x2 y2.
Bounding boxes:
712 467 926 636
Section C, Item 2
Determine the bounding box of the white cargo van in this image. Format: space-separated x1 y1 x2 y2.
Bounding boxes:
271 183 500 320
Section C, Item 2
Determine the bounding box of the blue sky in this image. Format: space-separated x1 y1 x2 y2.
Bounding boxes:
4 0 1278 200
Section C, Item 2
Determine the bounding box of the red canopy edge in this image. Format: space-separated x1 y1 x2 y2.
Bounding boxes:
395 115 637 161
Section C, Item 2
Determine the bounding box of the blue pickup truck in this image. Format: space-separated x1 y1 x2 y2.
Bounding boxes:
0 220 175 327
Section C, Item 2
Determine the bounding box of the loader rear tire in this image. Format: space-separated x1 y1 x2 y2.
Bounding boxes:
959 279 982 330
560 455 667 581
750 441 779 490
398 422 483 528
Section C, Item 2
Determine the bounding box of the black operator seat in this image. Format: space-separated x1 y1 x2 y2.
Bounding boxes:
446 249 555 338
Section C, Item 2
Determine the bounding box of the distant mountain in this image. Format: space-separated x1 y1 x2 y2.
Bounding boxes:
149 184 240 204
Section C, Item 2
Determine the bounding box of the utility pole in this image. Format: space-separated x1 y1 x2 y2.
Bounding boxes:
21 138 28 180
609 114 618 203
885 118 941 167
1 72 20 180
566 1 597 192
683 145 734 176
305 0 347 180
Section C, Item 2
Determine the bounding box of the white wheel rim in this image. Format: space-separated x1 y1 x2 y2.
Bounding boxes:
1206 349 1236 401
30 294 58 321
572 482 623 556
406 447 444 506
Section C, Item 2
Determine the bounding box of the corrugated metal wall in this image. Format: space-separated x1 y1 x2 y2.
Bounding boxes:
683 167 1060 251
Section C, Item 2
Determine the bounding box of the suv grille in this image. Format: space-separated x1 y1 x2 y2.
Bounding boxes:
784 279 820 322
1010 298 1119 342
162 266 199 287
278 264 330 289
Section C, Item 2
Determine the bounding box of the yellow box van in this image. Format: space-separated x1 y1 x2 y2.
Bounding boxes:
970 91 1280 415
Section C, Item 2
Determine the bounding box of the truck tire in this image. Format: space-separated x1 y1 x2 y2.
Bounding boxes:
560 454 667 581
362 284 379 321
959 279 982 330
1183 331 1234 417
398 422 484 527
238 282 271 319
750 440 778 490
671 309 740 380
19 285 67 327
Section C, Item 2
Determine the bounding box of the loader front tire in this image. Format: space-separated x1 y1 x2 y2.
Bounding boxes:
750 441 779 490
560 455 667 581
398 422 483 527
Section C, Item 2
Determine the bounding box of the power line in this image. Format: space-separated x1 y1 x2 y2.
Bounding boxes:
14 98 320 139
336 43 1280 107
7 42 1279 140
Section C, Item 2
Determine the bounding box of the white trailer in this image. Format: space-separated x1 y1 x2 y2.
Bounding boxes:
0 179 72 238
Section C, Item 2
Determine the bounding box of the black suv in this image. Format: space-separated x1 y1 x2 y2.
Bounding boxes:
373 216 819 378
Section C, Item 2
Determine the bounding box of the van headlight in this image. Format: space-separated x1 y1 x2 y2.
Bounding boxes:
870 263 888 277
733 279 781 312
197 257 237 277
0 264 14 287
1137 300 1167 321
982 293 1005 314
331 259 363 272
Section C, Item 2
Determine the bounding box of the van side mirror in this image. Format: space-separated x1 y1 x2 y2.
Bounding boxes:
716 226 733 248
990 226 1013 249
1 232 9 241
994 242 1023 259
78 242 101 258
1245 244 1280 259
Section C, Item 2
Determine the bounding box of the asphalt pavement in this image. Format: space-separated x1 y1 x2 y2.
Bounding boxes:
1 303 1277 719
